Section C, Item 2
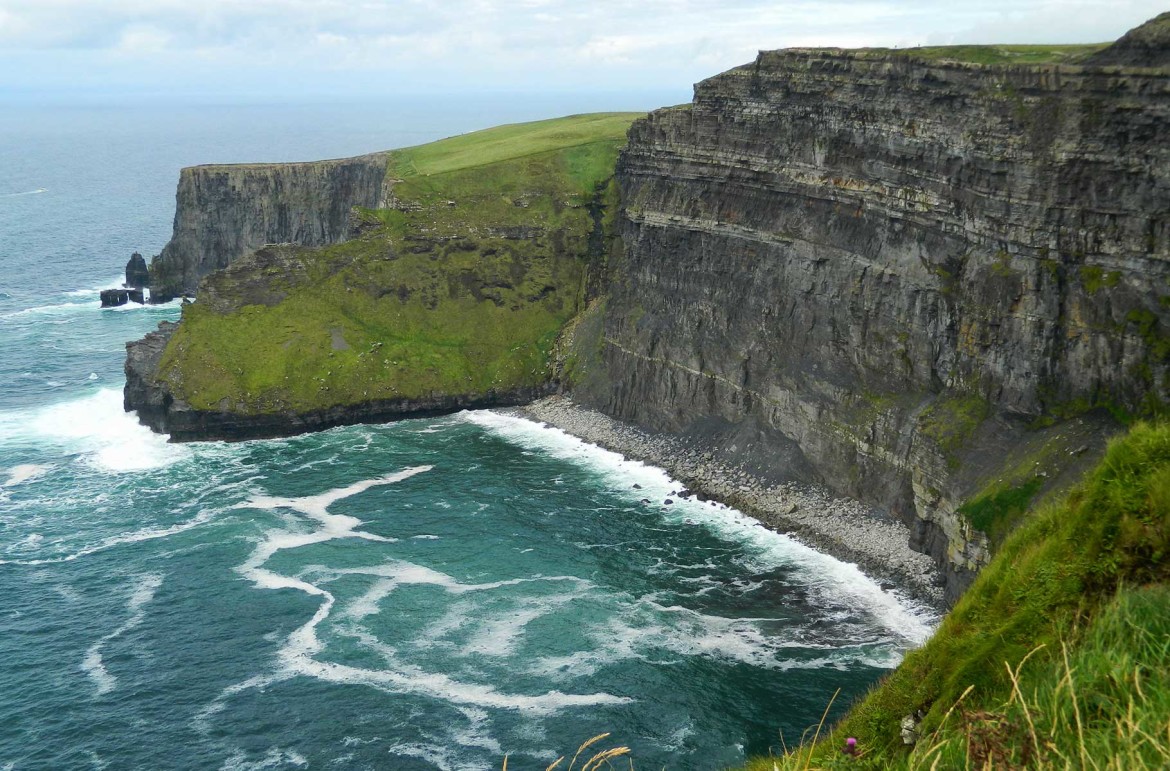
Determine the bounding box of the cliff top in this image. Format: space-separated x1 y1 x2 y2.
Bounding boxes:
184 151 390 172
887 42 1106 66
392 112 644 178
755 13 1170 71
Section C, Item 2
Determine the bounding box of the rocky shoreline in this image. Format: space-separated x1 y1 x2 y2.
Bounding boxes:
514 395 945 608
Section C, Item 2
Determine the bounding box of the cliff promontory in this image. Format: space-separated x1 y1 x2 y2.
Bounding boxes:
126 114 639 439
126 23 1170 602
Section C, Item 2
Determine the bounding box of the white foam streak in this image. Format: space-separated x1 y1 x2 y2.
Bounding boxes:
3 463 50 487
81 573 164 696
1 300 91 319
222 467 628 718
463 410 938 645
64 276 126 297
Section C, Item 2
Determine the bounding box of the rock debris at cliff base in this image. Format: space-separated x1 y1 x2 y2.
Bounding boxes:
516 395 944 605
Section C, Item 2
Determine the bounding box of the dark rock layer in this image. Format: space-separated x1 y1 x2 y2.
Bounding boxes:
574 49 1170 600
101 288 145 307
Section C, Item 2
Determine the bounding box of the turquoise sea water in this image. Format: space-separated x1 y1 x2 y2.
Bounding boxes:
0 99 936 770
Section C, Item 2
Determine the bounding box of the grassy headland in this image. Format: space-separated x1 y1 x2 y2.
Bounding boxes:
156 113 640 415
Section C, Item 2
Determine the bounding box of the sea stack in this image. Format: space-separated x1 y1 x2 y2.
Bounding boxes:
124 252 150 290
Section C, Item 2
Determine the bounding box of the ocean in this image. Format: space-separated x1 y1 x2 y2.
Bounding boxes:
0 97 936 770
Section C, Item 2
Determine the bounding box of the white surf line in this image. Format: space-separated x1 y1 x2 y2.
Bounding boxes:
325 560 591 621
462 410 939 647
329 626 630 715
81 573 164 696
64 276 126 297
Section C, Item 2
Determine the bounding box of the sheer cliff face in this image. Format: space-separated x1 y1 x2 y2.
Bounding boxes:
149 153 390 299
585 51 1170 597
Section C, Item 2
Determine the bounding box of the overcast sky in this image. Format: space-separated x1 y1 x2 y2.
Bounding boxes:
1 1 1165 101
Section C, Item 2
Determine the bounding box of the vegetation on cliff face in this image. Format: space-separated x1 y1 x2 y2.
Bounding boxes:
155 113 639 415
747 421 1170 769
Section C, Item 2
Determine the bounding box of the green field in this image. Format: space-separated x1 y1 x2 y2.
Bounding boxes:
157 113 641 414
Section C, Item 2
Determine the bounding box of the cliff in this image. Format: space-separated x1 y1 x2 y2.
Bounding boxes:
148 152 391 300
567 43 1170 600
125 114 639 439
125 23 1170 602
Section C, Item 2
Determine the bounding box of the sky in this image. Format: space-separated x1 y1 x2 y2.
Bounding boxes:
0 0 1166 102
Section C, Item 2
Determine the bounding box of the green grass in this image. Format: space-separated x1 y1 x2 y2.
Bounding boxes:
917 392 991 468
959 476 1045 541
158 112 641 414
743 420 1170 770
391 113 643 182
885 44 1108 66
914 584 1170 770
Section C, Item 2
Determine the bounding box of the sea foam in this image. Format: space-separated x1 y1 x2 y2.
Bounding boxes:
218 467 630 719
2 463 50 487
24 388 189 473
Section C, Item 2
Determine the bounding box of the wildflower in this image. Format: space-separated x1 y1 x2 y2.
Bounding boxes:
842 737 858 757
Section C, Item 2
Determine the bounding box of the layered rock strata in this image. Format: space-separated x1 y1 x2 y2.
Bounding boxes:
148 153 390 300
574 45 1170 600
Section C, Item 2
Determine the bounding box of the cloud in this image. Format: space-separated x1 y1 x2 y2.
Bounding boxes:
115 24 173 54
0 0 1166 98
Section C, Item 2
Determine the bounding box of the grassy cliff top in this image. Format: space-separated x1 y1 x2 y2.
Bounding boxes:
157 112 640 415
889 43 1109 65
392 112 643 179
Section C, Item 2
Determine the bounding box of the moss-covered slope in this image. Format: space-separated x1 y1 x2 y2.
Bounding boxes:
129 113 640 438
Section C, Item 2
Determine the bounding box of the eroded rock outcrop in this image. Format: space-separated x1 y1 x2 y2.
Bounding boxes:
573 43 1170 600
148 152 391 300
124 252 149 290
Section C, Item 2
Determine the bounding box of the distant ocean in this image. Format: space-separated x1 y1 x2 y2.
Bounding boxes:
0 97 935 770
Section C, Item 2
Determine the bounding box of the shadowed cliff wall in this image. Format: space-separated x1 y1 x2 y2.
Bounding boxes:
578 50 1170 600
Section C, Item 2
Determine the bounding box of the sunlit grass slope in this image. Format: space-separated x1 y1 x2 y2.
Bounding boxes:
157 113 640 414
746 421 1170 770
